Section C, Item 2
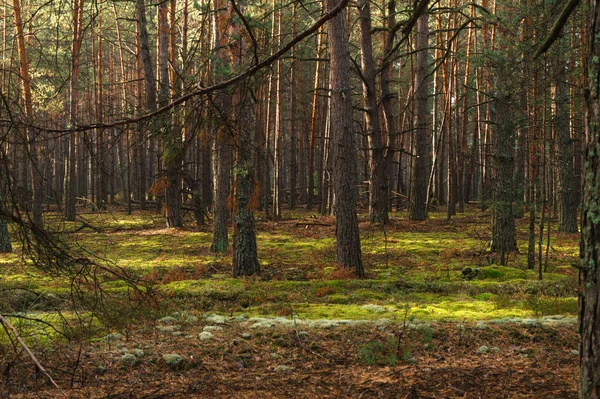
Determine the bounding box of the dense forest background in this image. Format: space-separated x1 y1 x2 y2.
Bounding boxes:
1 0 599 397
0 0 585 267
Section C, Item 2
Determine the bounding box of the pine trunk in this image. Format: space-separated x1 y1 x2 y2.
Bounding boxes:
327 0 363 276
358 0 389 224
409 13 430 221
580 3 600 397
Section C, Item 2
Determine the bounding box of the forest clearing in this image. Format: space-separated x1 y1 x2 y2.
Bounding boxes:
0 207 581 397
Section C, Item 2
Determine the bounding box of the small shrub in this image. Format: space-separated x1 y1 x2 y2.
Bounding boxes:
163 353 184 369
315 286 334 297
359 337 398 366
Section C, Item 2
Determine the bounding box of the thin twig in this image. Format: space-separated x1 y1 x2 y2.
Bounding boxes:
0 313 65 395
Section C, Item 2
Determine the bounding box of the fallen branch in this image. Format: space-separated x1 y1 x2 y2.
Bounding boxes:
295 222 332 227
0 313 65 395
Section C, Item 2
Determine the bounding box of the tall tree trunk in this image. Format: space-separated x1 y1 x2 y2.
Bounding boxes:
358 0 389 224
579 3 600 397
556 53 578 233
210 0 232 253
289 4 298 210
136 0 157 210
231 5 260 277
327 0 363 276
409 12 430 221
490 72 518 265
12 0 42 227
159 0 182 228
65 0 84 222
272 4 282 221
307 28 324 210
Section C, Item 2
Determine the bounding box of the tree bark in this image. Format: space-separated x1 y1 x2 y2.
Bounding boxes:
358 0 389 224
409 13 430 221
13 0 43 227
579 3 600 397
65 0 84 222
490 76 518 265
556 55 578 233
327 0 363 277
210 0 233 253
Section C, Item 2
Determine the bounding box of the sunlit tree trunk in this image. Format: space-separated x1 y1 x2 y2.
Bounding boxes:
13 0 43 226
308 27 324 210
289 4 298 210
65 0 84 222
327 0 363 276
94 10 108 209
272 3 282 221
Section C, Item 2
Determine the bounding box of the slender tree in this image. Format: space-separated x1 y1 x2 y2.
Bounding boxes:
210 0 233 253
12 0 43 227
409 12 430 221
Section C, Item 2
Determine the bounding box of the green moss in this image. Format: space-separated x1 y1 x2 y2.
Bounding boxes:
478 266 529 281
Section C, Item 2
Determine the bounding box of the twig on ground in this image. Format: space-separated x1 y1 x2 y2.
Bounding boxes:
0 313 66 395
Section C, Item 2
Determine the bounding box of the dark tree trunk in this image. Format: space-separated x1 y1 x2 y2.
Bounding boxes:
0 195 10 253
490 83 518 265
409 13 430 221
289 5 298 210
327 0 363 277
358 0 389 224
0 220 10 253
136 0 157 211
580 3 600 397
232 98 260 277
556 60 578 233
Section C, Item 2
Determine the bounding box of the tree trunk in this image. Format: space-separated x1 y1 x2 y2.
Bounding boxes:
289 4 298 210
136 0 157 211
210 0 233 253
307 28 324 210
409 13 430 221
13 0 42 227
490 78 518 265
327 0 363 277
579 3 600 397
358 0 389 224
0 194 10 253
65 0 84 222
556 55 578 233
232 93 260 276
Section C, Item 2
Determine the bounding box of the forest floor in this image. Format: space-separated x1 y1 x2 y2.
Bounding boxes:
0 205 581 398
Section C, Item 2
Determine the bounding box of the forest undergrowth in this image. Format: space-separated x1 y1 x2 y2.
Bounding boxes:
0 204 580 398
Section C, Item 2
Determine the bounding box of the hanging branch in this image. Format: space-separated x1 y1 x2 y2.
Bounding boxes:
534 0 580 58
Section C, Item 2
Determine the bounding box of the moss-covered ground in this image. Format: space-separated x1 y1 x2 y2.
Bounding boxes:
0 205 579 324
0 205 580 397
